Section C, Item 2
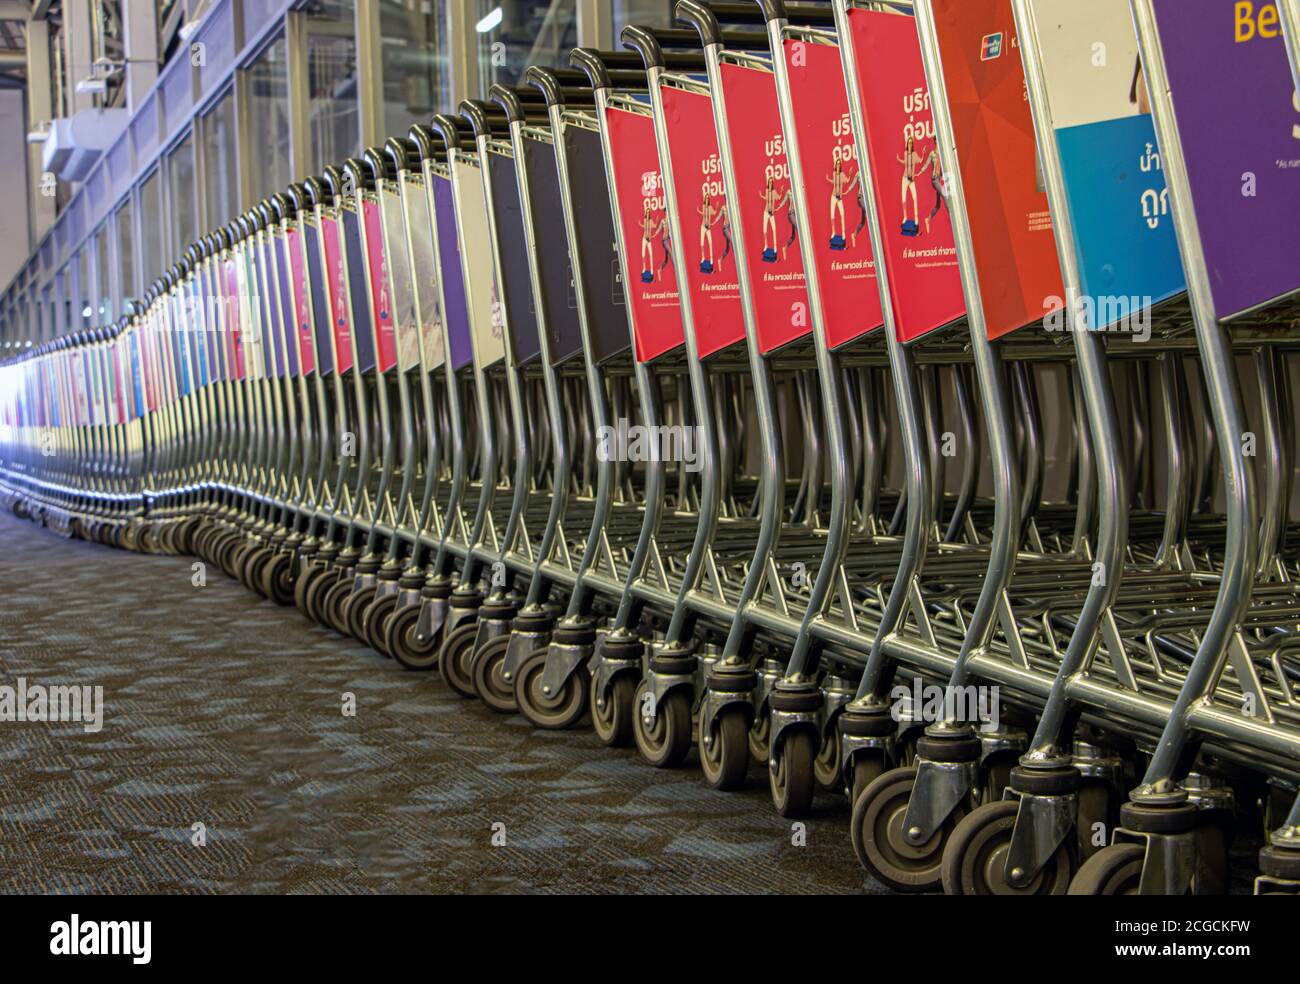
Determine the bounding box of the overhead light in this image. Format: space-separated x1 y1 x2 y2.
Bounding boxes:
476 6 502 32
76 77 108 95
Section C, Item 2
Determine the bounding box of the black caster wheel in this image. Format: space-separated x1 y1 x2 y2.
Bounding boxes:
699 705 750 790
849 754 886 809
1076 781 1117 863
814 726 843 794
941 800 1073 895
260 551 296 607
632 681 691 767
304 569 340 626
295 562 325 617
344 585 377 642
321 579 353 635
590 673 636 746
386 602 440 670
850 766 964 892
158 524 176 555
515 647 590 730
218 535 248 579
138 525 158 554
243 546 273 596
362 592 399 656
770 729 816 818
471 636 518 713
174 517 197 554
748 710 771 766
1068 842 1146 895
438 623 481 698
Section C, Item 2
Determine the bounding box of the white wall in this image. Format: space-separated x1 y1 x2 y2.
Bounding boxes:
0 88 31 290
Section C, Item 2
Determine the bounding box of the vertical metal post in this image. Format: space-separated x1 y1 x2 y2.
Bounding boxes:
285 10 311 183
122 0 160 114
355 0 384 149
25 16 55 247
577 0 615 49
446 0 479 109
62 0 94 114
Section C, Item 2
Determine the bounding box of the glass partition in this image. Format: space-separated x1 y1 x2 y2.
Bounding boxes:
167 132 198 257
305 3 360 173
380 0 447 139
201 90 241 230
477 0 577 89
244 34 291 206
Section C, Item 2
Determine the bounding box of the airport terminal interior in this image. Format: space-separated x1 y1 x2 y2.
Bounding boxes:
0 0 1299 900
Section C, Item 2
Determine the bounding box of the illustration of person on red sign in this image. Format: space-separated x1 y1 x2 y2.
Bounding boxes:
639 199 666 283
827 156 859 250
698 189 723 273
897 132 924 236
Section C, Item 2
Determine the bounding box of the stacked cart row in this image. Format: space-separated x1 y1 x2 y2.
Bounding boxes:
3 0 1300 895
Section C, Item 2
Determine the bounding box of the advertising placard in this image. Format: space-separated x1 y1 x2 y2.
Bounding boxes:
846 8 966 342
453 160 507 369
1151 0 1300 319
605 104 685 363
783 37 884 347
717 60 811 355
660 85 746 358
929 0 1064 339
432 174 473 372
1030 0 1186 328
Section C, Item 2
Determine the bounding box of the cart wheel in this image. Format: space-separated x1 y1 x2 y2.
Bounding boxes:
386 602 440 671
633 682 691 767
471 636 518 713
591 672 636 746
770 729 816 818
218 536 247 579
814 726 843 794
344 585 377 641
305 569 339 625
851 766 964 892
515 648 590 729
362 592 399 656
850 754 886 809
260 551 296 607
1068 842 1146 894
748 709 771 766
1076 781 1116 862
243 545 273 595
699 705 750 790
295 562 325 616
983 757 1015 804
138 524 157 554
941 800 1072 895
438 624 480 698
321 579 353 635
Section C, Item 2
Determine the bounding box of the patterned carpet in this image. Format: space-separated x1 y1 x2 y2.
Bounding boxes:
0 510 879 894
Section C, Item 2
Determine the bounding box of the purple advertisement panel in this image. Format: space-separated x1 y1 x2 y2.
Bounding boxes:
1152 0 1300 319
433 174 473 371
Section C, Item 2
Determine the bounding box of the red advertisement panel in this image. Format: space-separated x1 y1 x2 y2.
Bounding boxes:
224 258 245 379
660 86 746 358
846 9 966 342
321 216 354 374
717 61 811 354
930 0 1062 338
286 226 315 374
363 198 398 372
783 38 883 347
605 105 685 363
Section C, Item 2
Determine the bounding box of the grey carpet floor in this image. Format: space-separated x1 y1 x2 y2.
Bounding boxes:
0 510 883 894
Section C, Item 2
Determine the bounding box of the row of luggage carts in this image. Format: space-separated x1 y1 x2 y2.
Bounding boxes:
3 0 1300 895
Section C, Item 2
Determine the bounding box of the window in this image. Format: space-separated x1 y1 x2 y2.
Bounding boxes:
613 0 675 31
380 0 447 139
116 200 137 305
167 132 198 257
477 1 577 90
95 223 113 325
138 170 164 292
305 3 360 173
244 35 291 206
201 90 240 230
